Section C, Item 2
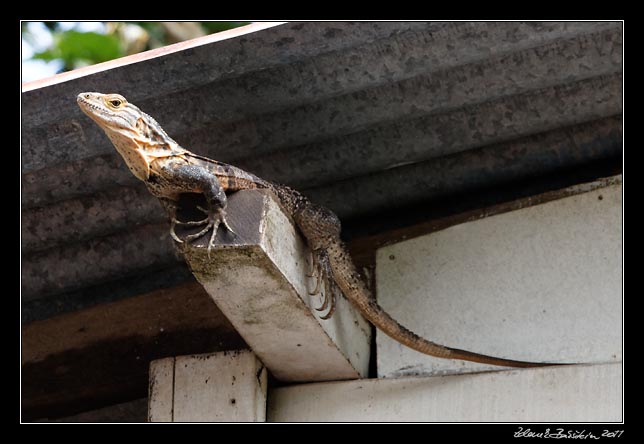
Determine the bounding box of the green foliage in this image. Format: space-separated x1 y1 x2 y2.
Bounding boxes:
33 30 123 70
24 22 252 76
133 22 166 41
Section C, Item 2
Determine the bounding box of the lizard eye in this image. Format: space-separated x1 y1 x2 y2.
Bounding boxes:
109 99 122 107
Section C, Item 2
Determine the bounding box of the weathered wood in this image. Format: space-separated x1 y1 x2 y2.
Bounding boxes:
267 363 622 422
149 350 267 422
147 358 175 422
22 282 246 421
179 189 371 382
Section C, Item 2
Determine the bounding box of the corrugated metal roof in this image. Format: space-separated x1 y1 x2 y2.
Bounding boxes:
21 21 622 322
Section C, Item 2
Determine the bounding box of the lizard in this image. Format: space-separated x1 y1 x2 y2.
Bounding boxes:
77 91 558 368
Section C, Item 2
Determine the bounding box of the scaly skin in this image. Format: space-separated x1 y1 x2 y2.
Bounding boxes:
77 92 558 368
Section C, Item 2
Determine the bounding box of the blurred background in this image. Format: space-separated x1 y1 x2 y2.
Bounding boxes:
21 22 250 83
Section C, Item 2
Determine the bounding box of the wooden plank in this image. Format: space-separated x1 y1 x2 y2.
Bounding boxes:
267 363 622 422
22 282 246 421
376 177 622 377
180 189 371 382
149 350 267 422
147 358 175 423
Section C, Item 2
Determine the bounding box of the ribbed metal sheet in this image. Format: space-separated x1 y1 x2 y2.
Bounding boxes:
21 21 622 321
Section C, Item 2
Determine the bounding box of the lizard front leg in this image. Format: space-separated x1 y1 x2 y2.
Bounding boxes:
152 161 235 257
159 197 216 244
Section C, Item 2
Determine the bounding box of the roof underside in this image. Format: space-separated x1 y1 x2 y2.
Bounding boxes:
22 21 622 322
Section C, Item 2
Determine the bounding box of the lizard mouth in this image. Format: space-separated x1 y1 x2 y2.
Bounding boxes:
77 94 129 128
77 95 106 114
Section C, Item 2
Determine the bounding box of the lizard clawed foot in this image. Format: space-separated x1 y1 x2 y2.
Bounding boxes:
306 252 317 279
307 251 323 294
310 272 323 296
172 206 237 258
197 205 236 236
169 214 211 243
318 282 339 320
307 250 337 320
169 217 184 244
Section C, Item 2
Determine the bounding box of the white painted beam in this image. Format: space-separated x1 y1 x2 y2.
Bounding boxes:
148 350 267 422
180 190 371 382
376 177 622 377
267 363 622 422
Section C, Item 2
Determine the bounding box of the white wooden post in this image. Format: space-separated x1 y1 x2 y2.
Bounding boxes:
148 350 267 422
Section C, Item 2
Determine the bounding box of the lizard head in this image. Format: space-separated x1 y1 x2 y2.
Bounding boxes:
77 92 181 181
77 92 135 129
77 92 177 146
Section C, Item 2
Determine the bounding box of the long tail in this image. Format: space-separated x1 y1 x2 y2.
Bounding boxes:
325 239 558 368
